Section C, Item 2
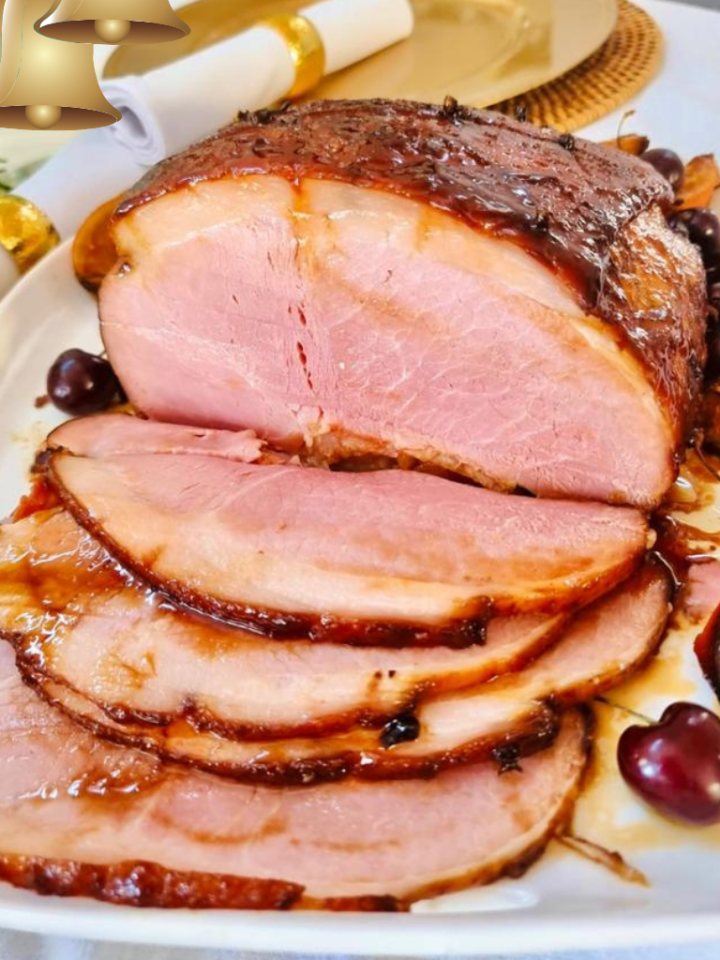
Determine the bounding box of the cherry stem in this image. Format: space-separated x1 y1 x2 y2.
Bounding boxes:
595 695 654 725
615 109 636 147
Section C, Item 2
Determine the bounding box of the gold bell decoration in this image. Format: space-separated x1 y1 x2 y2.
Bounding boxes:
0 0 122 129
36 0 191 44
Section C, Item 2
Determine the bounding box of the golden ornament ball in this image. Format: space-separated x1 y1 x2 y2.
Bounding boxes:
94 18 131 42
24 104 63 129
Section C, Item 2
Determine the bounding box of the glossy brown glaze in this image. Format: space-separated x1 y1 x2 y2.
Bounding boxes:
556 835 648 887
11 477 59 522
0 856 303 910
119 100 670 307
116 99 706 446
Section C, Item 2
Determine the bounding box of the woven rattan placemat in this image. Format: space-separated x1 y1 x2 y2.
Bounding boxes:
492 0 663 132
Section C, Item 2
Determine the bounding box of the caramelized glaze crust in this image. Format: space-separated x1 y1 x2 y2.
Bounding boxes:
0 856 302 910
119 100 671 307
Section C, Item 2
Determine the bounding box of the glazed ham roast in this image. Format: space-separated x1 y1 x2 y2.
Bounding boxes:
46 415 651 643
100 100 707 508
0 102 708 909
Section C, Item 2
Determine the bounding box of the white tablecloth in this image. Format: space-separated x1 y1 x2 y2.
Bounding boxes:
2 0 720 957
4 936 720 959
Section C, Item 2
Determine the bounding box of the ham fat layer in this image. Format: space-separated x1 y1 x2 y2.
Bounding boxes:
45 414 650 642
0 640 590 906
101 101 707 507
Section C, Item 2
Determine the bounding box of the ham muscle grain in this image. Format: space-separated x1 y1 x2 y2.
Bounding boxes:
0 512 567 738
100 101 707 508
0 641 589 907
45 415 650 642
31 565 669 785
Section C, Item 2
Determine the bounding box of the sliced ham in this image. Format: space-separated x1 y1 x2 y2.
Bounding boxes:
0 511 567 737
0 639 590 907
30 564 668 784
49 414 267 463
100 100 706 508
31 676 560 786
44 419 651 643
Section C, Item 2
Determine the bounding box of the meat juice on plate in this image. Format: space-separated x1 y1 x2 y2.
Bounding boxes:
575 453 720 852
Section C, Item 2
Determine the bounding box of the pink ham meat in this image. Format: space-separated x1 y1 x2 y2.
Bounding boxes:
0 511 568 738
100 100 707 508
0 641 590 907
45 416 651 644
30 564 669 785
48 415 267 462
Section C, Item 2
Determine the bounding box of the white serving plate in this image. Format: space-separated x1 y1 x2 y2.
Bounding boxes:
1 240 720 955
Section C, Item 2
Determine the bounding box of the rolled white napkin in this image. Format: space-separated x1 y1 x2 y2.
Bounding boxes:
101 28 295 166
103 0 414 165
19 129 146 238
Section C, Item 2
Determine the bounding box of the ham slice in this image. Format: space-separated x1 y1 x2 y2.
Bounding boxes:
44 417 651 643
0 511 567 737
31 564 669 785
100 100 706 508
48 413 268 463
0 638 590 907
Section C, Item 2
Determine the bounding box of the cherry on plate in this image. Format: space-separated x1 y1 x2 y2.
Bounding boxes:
640 148 685 193
670 208 720 267
47 348 122 416
618 702 720 826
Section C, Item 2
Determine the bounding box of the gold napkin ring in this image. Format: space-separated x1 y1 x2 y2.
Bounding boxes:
260 13 326 99
0 196 60 275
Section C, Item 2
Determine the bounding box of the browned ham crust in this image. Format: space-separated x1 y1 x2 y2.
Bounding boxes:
0 857 303 910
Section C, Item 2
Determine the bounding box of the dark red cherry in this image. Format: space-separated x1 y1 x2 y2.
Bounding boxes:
670 208 720 267
47 348 121 416
640 148 685 193
618 702 720 826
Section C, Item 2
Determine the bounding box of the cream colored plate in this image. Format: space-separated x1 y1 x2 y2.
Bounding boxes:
104 0 618 108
